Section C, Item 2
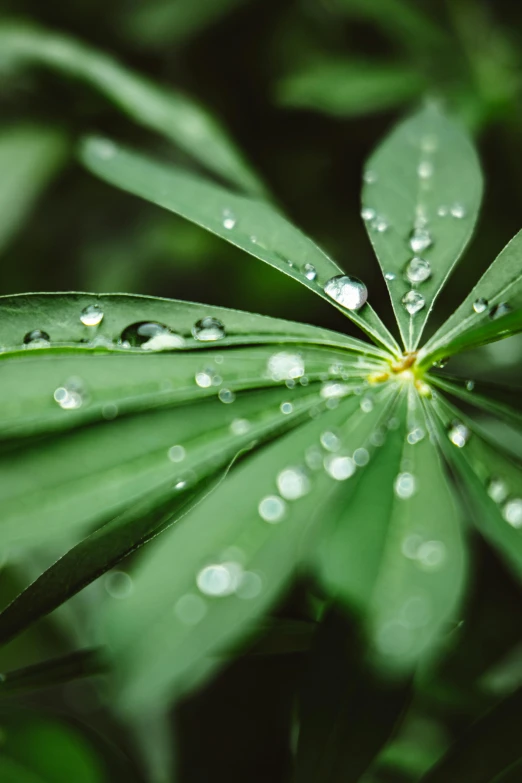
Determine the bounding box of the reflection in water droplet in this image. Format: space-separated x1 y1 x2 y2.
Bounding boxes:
192 317 226 342
503 498 522 528
448 422 471 448
417 540 446 570
175 593 207 625
487 478 509 504
104 571 133 598
324 275 368 311
450 203 466 218
218 388 235 404
120 322 185 351
361 207 376 221
80 303 104 327
324 454 356 481
222 208 236 230
268 352 305 381
168 445 186 463
409 227 432 254
277 467 311 500
302 263 318 281
394 472 416 499
405 257 431 284
258 495 286 523
230 418 250 435
353 448 370 466
402 290 425 315
23 329 50 347
490 302 512 320
473 298 488 314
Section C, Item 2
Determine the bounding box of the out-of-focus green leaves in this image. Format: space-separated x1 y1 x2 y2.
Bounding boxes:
362 103 483 351
0 124 68 258
0 22 264 194
276 59 425 118
0 649 104 698
419 230 522 368
80 139 400 354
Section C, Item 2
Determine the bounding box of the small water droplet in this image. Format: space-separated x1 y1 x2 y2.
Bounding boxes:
394 472 416 499
450 203 466 219
236 571 263 599
277 467 311 500
473 298 488 314
448 422 471 448
360 397 374 413
417 161 433 179
371 216 389 233
258 495 286 523
490 302 511 320
407 427 425 445
195 367 220 388
503 498 522 528
353 447 370 466
53 378 85 410
361 207 376 221
102 403 118 420
416 540 446 570
280 401 293 415
320 381 351 399
384 271 396 281
104 571 133 599
370 429 386 447
320 431 340 452
324 275 368 311
402 290 425 315
465 380 475 391
230 418 250 435
168 445 186 463
324 454 355 481
363 170 378 184
80 303 104 327
305 446 324 470
302 263 318 281
175 593 207 625
405 256 431 284
437 205 449 217
487 478 509 504
268 352 305 381
120 322 185 351
192 316 226 342
218 388 235 404
23 329 50 347
222 208 236 230
409 227 432 254
197 563 241 596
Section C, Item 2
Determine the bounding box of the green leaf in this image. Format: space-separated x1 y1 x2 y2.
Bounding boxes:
96 390 394 713
0 649 104 698
0 22 263 194
428 375 522 429
362 103 483 351
316 388 466 670
80 141 400 355
0 124 68 255
336 0 446 51
276 59 425 118
419 229 522 368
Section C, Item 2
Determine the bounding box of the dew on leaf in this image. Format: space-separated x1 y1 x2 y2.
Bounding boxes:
487 478 509 504
416 540 446 570
222 208 236 230
490 302 512 320
353 447 370 466
394 472 416 499
54 379 85 410
236 571 263 600
503 499 522 528
407 427 425 445
417 161 433 179
465 380 475 391
409 227 432 254
276 467 311 500
197 563 241 596
473 298 488 314
168 445 186 463
361 207 376 221
324 275 368 311
195 368 220 388
305 446 324 470
258 495 286 523
120 322 185 350
450 203 466 219
320 381 351 399
280 401 293 415
363 170 378 184
104 571 133 599
448 422 471 448
402 290 425 315
405 257 431 284
267 352 305 381
371 216 389 233
192 316 226 342
80 303 104 327
360 397 374 413
23 329 50 347
320 431 340 452
384 271 396 281
437 205 449 217
218 388 235 404
302 263 318 281
230 418 250 435
324 454 356 481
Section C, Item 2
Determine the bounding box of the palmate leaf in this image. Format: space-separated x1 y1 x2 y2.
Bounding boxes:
419 229 522 368
80 139 401 356
361 103 482 351
429 375 522 429
0 22 263 195
316 388 466 670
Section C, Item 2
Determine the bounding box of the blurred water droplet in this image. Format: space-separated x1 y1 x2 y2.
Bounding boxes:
400 594 432 628
416 540 446 570
192 316 226 342
409 227 432 254
23 329 50 348
324 454 355 481
405 257 431 284
363 170 378 184
236 571 263 599
222 208 236 230
324 275 368 311
320 431 340 452
490 302 512 320
277 467 311 500
197 563 241 596
361 207 376 221
402 290 425 315
168 445 186 463
104 571 133 599
195 368 220 388
80 303 104 327
175 593 207 625
54 378 85 410
488 478 509 504
360 397 374 413
371 216 389 233
421 135 438 153
268 352 305 381
305 446 324 470
121 322 184 351
320 381 351 399
473 298 488 314
218 388 235 404
230 418 250 435
464 380 474 392
448 422 470 448
407 427 425 445
437 205 449 217
102 403 118 420
503 498 522 528
353 447 370 466
258 495 286 523
280 401 293 415
450 203 466 218
417 161 433 179
302 263 318 281
394 472 416 499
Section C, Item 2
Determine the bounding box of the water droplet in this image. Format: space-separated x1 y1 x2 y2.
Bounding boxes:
195 368 220 388
230 418 250 435
280 401 293 415
361 207 376 221
400 594 432 628
324 454 356 481
320 431 340 452
320 382 351 399
490 302 511 320
302 263 318 281
258 495 286 523
80 303 104 327
405 256 431 284
53 379 85 410
360 397 374 413
222 208 236 230
402 290 425 315
353 448 370 466
417 161 433 179
384 271 396 281
371 216 388 233
503 499 522 528
450 203 466 219
324 275 368 311
407 427 425 445
473 298 488 314
488 478 509 504
192 316 226 342
363 170 378 184
236 571 263 599
120 322 185 351
276 467 311 500
394 472 416 499
102 403 118 420
268 352 305 381
416 540 446 570
168 445 186 463
197 563 241 596
175 593 207 625
370 429 386 447
104 571 133 599
218 388 235 404
23 329 50 347
305 446 324 470
465 380 475 391
409 227 432 254
448 422 471 448
437 205 449 217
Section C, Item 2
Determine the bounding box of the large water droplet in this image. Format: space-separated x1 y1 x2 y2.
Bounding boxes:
23 329 50 347
324 275 368 311
258 495 286 523
302 263 318 281
409 227 432 254
394 472 416 499
324 454 355 481
268 352 305 381
402 290 425 315
448 422 471 448
80 303 104 327
120 322 185 350
277 467 311 500
222 208 236 230
473 298 488 314
490 302 512 320
192 316 226 342
405 257 431 284
488 478 508 504
320 381 351 399
503 498 522 528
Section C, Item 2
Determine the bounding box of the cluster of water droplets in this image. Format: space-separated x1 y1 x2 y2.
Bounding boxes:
472 298 511 321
